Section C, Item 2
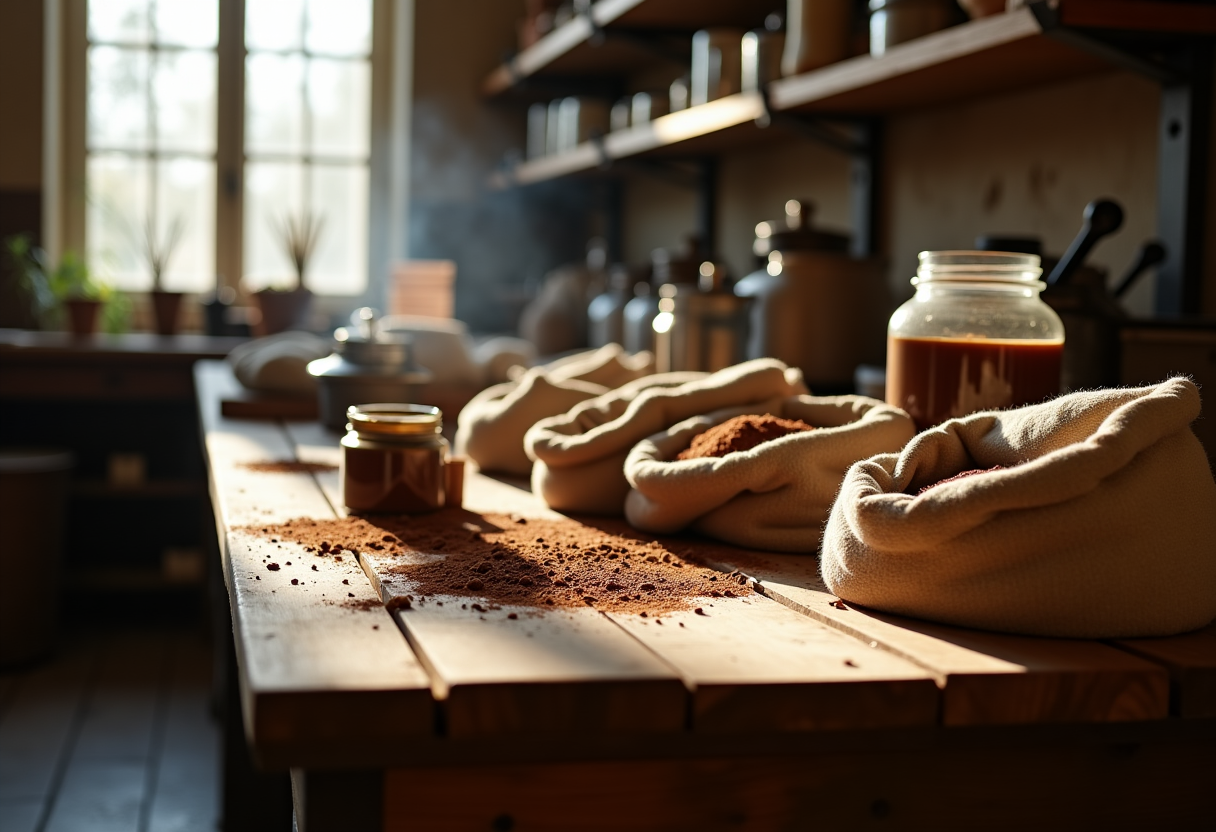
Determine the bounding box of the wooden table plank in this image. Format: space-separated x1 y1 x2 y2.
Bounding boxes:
380 721 1216 832
283 421 687 739
1114 621 1216 718
360 548 687 740
608 600 938 733
697 551 1170 725
195 361 435 767
362 471 941 737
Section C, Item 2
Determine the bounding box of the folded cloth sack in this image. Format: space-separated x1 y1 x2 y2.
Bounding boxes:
527 358 808 515
624 395 916 553
821 377 1216 638
227 331 330 394
454 345 656 476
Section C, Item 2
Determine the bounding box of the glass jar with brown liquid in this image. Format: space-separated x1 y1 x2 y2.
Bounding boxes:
886 251 1065 432
341 404 447 513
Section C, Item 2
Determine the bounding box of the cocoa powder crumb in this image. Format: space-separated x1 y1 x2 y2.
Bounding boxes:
240 460 338 474
266 563 280 571
917 465 1006 495
677 414 814 460
241 511 751 615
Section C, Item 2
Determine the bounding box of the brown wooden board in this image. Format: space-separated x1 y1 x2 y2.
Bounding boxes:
769 9 1110 116
381 721 1216 832
360 547 687 740
195 361 434 768
463 473 937 734
1115 621 1216 718
607 600 938 734
696 550 1170 725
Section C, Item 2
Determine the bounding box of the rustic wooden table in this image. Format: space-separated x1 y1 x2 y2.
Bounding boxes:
195 361 1216 832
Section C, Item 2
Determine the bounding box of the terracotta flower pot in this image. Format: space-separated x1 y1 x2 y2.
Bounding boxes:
150 290 184 336
64 298 102 337
253 287 312 336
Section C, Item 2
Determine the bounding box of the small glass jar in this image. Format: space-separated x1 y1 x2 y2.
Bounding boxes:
341 403 447 513
886 251 1065 432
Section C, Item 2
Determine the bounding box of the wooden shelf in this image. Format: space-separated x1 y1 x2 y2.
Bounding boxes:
489 4 1214 189
494 91 769 187
482 0 773 97
769 8 1106 115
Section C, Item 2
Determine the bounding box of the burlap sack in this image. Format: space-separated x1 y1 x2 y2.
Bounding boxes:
227 331 330 394
455 345 655 476
624 396 915 552
821 378 1216 638
527 359 807 515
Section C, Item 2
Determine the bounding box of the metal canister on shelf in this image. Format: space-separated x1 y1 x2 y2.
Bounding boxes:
527 102 548 159
690 29 744 106
782 0 851 76
588 265 639 348
653 262 750 373
557 96 609 152
622 244 700 354
631 91 669 125
868 0 959 57
734 199 887 391
742 29 786 93
341 404 448 513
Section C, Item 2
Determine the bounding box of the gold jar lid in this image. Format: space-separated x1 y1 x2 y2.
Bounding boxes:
346 403 443 437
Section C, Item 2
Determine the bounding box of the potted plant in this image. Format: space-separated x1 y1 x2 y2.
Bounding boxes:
144 215 186 336
253 210 323 336
5 234 129 336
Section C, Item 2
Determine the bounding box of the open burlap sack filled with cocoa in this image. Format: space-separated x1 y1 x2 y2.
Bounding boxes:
526 358 807 515
624 396 915 552
455 345 655 476
821 377 1216 638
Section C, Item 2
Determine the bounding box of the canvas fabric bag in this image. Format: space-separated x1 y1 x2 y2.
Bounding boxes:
821 378 1216 638
527 359 807 515
624 396 916 553
455 345 654 476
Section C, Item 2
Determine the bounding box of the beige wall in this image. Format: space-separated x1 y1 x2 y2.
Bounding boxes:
0 0 43 190
620 68 1214 320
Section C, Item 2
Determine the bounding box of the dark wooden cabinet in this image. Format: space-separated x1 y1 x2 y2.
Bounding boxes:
0 330 246 608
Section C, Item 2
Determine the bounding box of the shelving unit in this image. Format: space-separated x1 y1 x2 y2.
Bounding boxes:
485 0 1215 315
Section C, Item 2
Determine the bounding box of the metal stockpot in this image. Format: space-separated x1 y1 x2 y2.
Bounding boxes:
652 279 751 373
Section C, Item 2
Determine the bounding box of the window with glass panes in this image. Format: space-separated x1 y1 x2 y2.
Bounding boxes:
83 0 372 296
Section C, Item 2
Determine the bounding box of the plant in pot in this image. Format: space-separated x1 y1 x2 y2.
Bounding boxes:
144 215 186 336
5 234 129 336
253 211 323 336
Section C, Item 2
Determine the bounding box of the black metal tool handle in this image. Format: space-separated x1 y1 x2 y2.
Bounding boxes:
1112 240 1166 299
1046 199 1124 286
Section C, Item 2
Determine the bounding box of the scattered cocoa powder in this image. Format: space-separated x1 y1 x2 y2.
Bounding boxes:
917 465 1005 495
240 460 338 474
240 510 752 615
678 414 814 460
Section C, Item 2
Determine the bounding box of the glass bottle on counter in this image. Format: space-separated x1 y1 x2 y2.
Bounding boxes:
886 251 1065 432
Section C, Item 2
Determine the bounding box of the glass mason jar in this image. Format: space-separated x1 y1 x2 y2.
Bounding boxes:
886 251 1065 432
341 403 448 513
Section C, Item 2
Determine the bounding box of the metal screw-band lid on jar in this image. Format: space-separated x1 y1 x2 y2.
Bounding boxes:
346 403 443 439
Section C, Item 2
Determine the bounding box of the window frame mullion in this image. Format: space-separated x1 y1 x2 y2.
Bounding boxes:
215 0 245 297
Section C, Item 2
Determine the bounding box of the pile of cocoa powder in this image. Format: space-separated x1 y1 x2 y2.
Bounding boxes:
240 460 338 474
245 510 751 616
917 464 1006 495
678 413 814 460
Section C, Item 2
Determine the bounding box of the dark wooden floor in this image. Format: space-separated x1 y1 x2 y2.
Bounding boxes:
0 624 220 832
